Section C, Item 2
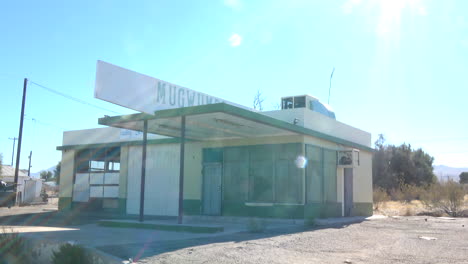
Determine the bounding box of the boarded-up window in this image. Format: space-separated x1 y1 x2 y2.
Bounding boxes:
74 147 121 201
214 143 303 204
324 149 337 202
306 145 323 203
275 159 302 203
249 145 274 202
305 145 338 203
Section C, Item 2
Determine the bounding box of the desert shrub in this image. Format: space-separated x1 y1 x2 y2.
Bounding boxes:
389 184 424 202
401 184 424 202
403 206 414 216
52 243 92 264
417 210 444 217
247 218 267 233
0 228 28 264
373 187 390 210
420 181 466 217
389 188 405 201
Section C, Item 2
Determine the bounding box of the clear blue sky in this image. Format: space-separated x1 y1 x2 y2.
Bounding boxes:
0 0 467 173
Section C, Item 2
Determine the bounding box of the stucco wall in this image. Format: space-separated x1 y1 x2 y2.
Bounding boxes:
59 149 75 198
303 135 340 150
353 150 373 203
302 110 371 147
183 142 203 200
263 108 371 147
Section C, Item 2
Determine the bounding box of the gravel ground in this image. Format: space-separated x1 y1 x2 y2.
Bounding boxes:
108 216 468 264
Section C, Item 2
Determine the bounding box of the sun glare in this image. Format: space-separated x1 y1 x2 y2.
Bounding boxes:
368 0 427 38
376 0 406 36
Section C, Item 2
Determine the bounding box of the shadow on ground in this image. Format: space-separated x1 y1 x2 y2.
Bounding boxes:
0 207 152 227
96 221 362 261
0 208 365 262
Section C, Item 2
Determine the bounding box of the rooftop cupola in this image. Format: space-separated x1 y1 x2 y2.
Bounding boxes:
281 95 336 119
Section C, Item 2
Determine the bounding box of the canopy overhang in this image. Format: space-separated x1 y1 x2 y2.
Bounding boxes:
98 103 373 152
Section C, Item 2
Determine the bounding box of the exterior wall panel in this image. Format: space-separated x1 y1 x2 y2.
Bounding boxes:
262 108 371 147
119 146 129 199
59 150 75 198
126 146 142 215
306 145 323 203
352 150 373 203
183 143 203 201
324 149 337 203
126 144 180 216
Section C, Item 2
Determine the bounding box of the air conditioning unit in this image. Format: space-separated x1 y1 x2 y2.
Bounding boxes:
337 149 359 168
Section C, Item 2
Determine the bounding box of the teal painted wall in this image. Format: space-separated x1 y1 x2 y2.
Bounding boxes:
200 143 306 219
183 199 202 215
219 143 304 205
304 202 342 219
222 201 304 219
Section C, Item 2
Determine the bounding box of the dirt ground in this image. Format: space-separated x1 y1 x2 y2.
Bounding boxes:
2 201 467 264
118 216 468 264
0 198 58 217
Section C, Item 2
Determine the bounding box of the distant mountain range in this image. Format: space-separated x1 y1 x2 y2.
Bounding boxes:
30 165 56 179
433 165 468 182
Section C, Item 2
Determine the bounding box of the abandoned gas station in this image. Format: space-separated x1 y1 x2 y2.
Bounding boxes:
57 61 373 222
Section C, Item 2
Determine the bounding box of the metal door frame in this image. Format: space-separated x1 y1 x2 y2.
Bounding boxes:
344 168 353 217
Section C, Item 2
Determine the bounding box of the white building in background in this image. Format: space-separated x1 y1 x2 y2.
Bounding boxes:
0 165 43 204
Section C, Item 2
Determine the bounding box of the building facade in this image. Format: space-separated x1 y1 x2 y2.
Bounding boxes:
57 97 373 219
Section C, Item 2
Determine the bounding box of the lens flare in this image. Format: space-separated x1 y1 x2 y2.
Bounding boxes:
295 155 308 169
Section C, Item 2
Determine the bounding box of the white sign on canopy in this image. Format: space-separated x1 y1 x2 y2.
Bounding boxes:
95 60 246 114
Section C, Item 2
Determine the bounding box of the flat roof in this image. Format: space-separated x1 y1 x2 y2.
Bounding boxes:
95 103 373 152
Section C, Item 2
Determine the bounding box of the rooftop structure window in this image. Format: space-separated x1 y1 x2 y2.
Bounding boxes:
281 96 306 109
281 97 293 109
293 96 305 108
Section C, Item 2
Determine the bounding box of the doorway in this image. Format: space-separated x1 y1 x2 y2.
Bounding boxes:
202 162 222 216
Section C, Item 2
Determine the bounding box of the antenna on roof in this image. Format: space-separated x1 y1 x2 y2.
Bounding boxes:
328 67 335 105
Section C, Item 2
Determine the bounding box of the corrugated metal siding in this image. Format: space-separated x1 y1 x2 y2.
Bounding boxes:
126 146 142 214
126 145 180 216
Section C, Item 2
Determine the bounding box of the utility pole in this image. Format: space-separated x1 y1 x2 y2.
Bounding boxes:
27 151 32 176
8 137 17 166
14 78 28 194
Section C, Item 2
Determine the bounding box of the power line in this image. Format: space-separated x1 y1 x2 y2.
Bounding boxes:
24 115 68 131
29 81 122 115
